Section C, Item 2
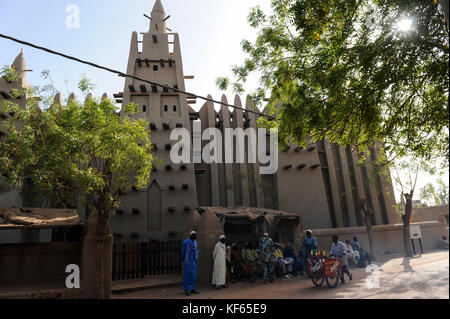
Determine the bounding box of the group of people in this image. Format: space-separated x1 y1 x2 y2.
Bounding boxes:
180 230 372 296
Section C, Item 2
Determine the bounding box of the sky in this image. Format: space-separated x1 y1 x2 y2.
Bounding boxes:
0 0 448 204
0 0 271 106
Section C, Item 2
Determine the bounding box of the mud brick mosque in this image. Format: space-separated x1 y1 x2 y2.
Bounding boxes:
0 0 405 245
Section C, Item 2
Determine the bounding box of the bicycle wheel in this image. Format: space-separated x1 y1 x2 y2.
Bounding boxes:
325 274 340 288
311 273 324 287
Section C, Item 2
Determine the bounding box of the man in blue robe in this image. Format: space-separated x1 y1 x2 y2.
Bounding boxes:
181 230 199 296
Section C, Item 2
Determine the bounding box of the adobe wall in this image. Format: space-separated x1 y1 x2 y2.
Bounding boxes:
411 205 449 225
0 242 81 287
311 221 447 257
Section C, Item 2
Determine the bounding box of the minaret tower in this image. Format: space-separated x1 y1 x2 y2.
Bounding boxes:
111 0 198 241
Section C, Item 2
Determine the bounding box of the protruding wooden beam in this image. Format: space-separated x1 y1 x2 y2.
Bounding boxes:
0 91 10 99
139 85 147 93
184 75 194 80
128 84 136 92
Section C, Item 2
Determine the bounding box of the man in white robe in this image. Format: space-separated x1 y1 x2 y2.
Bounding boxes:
212 235 228 290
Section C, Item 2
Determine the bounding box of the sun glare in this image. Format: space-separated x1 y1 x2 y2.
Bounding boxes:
396 18 413 32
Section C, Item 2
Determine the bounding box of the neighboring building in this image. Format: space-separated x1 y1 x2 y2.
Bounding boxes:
0 0 402 244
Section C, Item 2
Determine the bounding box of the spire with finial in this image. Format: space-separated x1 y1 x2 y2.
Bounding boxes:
149 0 167 34
12 49 27 79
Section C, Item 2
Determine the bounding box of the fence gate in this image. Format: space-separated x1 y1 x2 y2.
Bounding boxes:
112 240 182 281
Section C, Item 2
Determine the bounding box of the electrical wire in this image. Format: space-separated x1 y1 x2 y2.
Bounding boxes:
0 33 275 119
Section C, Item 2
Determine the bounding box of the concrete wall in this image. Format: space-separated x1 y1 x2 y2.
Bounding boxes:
312 221 447 257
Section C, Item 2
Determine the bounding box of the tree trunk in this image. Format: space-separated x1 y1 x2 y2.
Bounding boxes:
95 210 108 299
440 0 449 26
359 199 376 261
364 214 376 261
402 193 414 257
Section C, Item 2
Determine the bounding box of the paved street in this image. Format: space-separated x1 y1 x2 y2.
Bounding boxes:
114 250 449 299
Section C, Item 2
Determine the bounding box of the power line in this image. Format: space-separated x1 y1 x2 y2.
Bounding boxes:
0 33 275 120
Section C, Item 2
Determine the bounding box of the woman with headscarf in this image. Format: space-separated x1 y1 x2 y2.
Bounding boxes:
259 233 275 284
181 230 199 296
212 235 228 290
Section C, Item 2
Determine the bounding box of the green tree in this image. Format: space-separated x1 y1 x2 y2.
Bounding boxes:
217 0 449 162
420 178 449 206
0 78 154 298
419 182 439 206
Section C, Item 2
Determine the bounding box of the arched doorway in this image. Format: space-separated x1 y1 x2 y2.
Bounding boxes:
147 180 162 231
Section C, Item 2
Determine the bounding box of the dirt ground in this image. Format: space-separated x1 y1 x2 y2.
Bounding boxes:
113 250 449 299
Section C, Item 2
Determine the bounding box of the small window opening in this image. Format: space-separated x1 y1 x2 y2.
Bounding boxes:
164 105 168 112
153 65 158 71
173 105 177 112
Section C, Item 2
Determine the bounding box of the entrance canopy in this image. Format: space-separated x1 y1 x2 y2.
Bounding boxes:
200 207 303 248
